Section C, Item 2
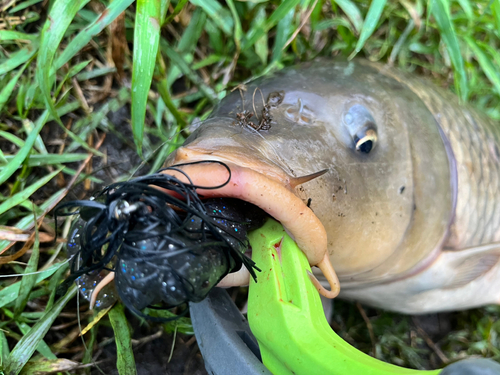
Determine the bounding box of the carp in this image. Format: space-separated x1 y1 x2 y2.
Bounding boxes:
161 59 500 314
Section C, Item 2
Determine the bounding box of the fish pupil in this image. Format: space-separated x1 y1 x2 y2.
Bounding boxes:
358 140 373 153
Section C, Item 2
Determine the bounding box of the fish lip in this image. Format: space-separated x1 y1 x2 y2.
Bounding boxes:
160 157 328 268
165 146 295 187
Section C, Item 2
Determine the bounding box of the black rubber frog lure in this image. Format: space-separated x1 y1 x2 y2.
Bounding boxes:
55 161 266 320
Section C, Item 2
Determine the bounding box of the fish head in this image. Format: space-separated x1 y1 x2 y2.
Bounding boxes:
165 60 452 281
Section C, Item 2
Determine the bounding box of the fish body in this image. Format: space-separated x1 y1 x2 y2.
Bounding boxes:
165 59 500 314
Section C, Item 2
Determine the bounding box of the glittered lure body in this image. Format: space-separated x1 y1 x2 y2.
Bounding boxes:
113 197 264 311
58 167 266 318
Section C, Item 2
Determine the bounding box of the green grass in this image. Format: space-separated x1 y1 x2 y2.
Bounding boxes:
0 0 499 374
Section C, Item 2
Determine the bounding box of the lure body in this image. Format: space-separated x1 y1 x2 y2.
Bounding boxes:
165 59 500 314
62 174 266 316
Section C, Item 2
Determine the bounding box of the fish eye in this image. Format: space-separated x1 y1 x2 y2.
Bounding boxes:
343 104 378 154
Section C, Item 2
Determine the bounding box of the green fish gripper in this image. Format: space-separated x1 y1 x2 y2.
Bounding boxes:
247 219 441 375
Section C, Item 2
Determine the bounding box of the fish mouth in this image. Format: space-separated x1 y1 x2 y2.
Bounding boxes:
162 149 340 298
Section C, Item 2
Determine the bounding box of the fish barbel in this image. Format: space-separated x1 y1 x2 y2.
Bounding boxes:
162 59 500 314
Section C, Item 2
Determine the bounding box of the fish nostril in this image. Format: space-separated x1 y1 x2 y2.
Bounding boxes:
344 113 353 124
300 115 312 124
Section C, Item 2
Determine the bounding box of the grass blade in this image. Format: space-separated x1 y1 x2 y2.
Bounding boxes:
55 121 104 157
162 7 206 98
80 304 114 336
164 0 188 25
177 8 206 54
45 262 70 311
109 303 137 375
388 20 414 64
0 62 30 113
333 0 363 34
0 189 66 253
3 285 77 375
431 0 468 100
0 131 25 148
0 330 9 366
457 0 473 20
54 0 135 70
250 5 268 64
160 0 169 23
226 0 243 53
0 110 49 186
67 60 91 78
0 264 62 309
0 167 63 216
492 0 500 37
131 0 161 156
272 7 294 62
0 149 6 165
465 37 500 95
350 0 387 58
157 79 187 127
8 0 43 13
146 309 193 334
0 31 38 42
1 153 89 168
16 359 79 374
76 66 116 81
16 322 56 359
242 0 301 52
14 212 40 317
161 40 218 102
82 319 98 368
36 0 90 126
0 45 38 76
189 0 233 36
22 118 47 155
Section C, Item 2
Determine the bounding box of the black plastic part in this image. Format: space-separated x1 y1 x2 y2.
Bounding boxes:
189 288 271 375
440 358 500 375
